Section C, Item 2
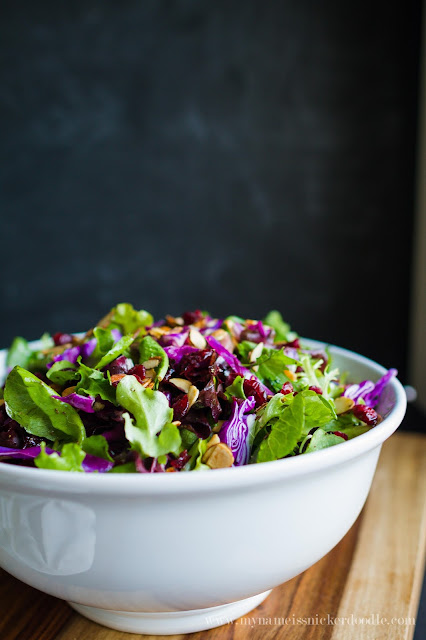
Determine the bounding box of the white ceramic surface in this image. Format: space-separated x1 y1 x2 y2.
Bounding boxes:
0 340 407 634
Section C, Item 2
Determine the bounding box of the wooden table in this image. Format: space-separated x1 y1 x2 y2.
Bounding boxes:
0 432 425 640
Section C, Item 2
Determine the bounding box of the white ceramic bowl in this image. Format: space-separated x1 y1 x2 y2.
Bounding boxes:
0 340 406 635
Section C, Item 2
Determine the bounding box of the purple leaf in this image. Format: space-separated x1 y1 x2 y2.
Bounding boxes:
218 396 256 466
52 392 95 413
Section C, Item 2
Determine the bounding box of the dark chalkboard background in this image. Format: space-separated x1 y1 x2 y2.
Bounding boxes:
0 0 422 380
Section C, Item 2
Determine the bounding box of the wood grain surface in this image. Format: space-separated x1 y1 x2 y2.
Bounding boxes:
0 432 425 640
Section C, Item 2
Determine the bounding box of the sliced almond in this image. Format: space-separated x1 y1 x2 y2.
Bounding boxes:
171 420 182 427
142 358 161 370
93 401 105 411
149 326 171 338
211 329 235 353
250 342 264 362
169 378 192 393
249 341 264 372
206 434 220 449
189 328 207 349
165 314 184 327
144 369 156 379
203 443 234 469
141 378 155 389
187 385 200 409
62 386 76 397
334 396 355 415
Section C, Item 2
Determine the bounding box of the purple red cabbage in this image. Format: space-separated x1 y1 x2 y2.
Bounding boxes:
218 396 256 466
46 345 81 369
164 345 199 363
205 336 273 396
52 392 95 413
0 445 113 473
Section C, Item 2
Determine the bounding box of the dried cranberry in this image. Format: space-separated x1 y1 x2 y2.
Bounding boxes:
285 338 300 349
182 310 204 325
53 332 73 346
333 431 349 441
181 411 212 439
353 404 378 426
309 351 328 373
199 377 222 420
308 385 323 395
128 364 146 379
103 356 133 376
280 382 294 395
0 421 23 448
172 394 190 421
243 378 268 406
169 450 191 470
177 349 217 384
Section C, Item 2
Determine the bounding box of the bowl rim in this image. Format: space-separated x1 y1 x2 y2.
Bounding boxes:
0 339 407 495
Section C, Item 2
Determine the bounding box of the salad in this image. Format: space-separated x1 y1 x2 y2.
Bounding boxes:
0 304 396 473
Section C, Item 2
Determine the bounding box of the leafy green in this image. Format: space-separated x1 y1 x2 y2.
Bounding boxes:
76 360 117 404
298 354 339 400
109 462 137 473
82 435 113 461
180 427 198 451
4 366 85 443
256 392 305 462
91 327 115 363
263 311 297 342
224 375 246 400
256 347 300 392
304 429 345 453
6 337 33 369
110 303 153 335
117 375 181 458
35 442 85 471
139 336 169 381
95 335 135 370
254 389 336 462
46 360 79 386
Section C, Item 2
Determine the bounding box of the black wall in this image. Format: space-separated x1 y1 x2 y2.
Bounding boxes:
0 0 422 380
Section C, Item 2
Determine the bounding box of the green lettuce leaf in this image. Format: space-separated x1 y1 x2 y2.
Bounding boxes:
46 360 79 386
4 366 85 444
116 375 181 458
256 347 300 392
6 337 33 369
139 336 169 381
263 311 297 342
110 303 153 335
91 327 115 363
224 375 246 400
256 392 305 462
35 442 85 471
82 435 113 461
95 335 135 370
76 360 117 405
304 429 345 453
254 389 336 461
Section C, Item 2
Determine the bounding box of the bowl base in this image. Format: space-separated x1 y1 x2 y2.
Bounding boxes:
68 590 272 635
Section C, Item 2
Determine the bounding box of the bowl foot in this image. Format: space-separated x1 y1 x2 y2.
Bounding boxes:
68 590 272 635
